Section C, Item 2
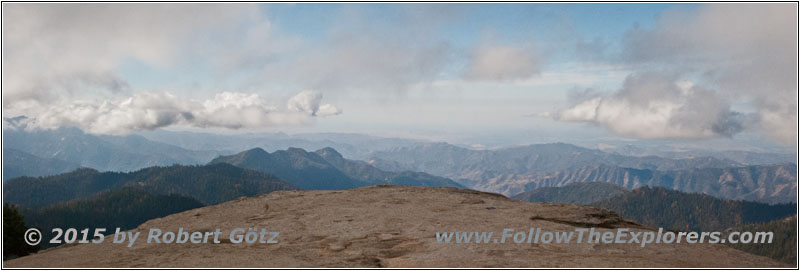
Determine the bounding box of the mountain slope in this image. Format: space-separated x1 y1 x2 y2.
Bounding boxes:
477 164 796 203
511 182 628 205
3 186 787 268
209 148 365 190
3 164 295 206
2 148 80 180
727 215 797 264
590 186 796 232
16 187 204 249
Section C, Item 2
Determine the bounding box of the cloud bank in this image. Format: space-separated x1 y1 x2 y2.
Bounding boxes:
15 91 340 135
558 3 797 145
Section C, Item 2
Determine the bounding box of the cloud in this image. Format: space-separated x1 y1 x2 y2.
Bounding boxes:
614 3 797 145
464 43 542 81
15 91 340 135
557 73 751 139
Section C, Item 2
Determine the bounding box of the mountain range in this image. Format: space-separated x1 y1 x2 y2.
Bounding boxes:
368 143 796 203
482 164 797 203
2 127 796 205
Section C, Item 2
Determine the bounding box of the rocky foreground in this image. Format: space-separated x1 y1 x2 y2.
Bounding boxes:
4 185 789 268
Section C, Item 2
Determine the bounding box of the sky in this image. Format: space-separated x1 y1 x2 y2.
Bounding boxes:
1 3 797 152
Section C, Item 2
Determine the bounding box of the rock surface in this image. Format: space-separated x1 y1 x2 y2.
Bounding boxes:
4 186 790 268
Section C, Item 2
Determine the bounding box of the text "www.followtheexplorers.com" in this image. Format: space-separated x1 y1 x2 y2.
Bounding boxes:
436 227 773 247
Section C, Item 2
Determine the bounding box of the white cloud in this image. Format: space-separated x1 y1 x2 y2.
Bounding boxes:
16 91 340 135
558 73 750 140
286 91 342 117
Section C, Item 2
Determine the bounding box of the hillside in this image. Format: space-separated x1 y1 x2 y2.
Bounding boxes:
473 164 797 204
2 148 80 180
3 186 786 268
590 186 796 232
3 163 295 206
511 182 628 205
210 147 463 190
15 187 204 249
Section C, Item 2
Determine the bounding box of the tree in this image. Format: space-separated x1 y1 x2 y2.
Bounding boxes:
4 204 40 259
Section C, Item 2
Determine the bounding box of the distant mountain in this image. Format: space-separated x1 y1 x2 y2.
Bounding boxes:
15 187 204 249
137 130 422 160
4 127 222 172
209 147 464 190
511 182 628 205
3 163 295 206
591 186 796 232
727 215 797 264
707 150 796 166
608 145 796 166
3 148 80 180
476 164 796 204
367 142 743 184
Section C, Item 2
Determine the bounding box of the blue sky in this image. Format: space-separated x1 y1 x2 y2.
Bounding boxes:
2 3 796 152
